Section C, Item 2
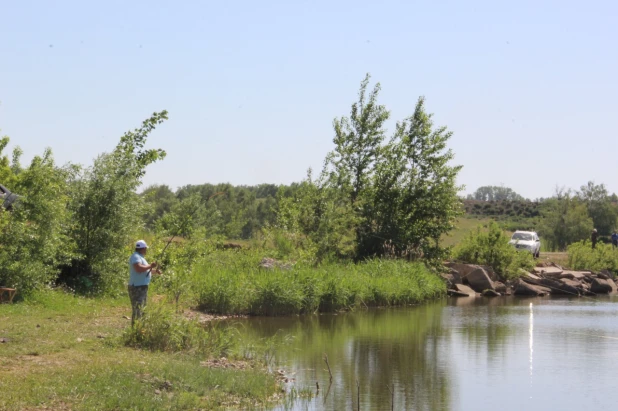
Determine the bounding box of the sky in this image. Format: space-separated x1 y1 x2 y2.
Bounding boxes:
0 0 616 200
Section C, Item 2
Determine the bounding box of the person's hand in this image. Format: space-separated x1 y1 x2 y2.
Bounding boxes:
155 268 162 275
150 262 158 269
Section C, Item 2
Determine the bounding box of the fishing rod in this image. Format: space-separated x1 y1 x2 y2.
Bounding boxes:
148 191 226 274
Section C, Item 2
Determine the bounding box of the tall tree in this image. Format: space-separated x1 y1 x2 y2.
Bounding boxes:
328 74 390 204
66 111 168 292
363 97 463 260
539 189 592 251
577 181 618 235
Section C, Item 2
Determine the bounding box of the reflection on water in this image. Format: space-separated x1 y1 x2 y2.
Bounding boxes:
232 296 618 410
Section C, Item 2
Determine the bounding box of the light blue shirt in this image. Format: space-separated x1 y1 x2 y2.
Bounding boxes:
128 251 151 286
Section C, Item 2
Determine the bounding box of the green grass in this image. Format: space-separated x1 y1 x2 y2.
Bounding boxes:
191 253 446 316
0 291 281 410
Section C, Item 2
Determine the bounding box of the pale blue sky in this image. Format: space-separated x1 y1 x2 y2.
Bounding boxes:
1 0 616 199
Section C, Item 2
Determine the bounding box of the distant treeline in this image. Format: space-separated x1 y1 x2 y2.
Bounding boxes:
140 183 297 239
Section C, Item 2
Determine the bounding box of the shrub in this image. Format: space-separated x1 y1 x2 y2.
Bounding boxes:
452 221 535 279
0 149 75 296
567 241 618 274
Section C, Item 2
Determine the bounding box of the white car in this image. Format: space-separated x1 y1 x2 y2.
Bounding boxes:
509 231 541 258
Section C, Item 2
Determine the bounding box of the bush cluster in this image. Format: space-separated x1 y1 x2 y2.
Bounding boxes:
567 241 618 274
451 221 535 280
0 112 167 296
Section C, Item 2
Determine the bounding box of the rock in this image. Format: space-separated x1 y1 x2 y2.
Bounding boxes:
452 284 476 297
596 270 612 280
533 266 563 278
521 272 542 285
590 277 617 294
0 337 9 343
480 265 499 281
494 281 507 293
482 289 501 297
514 279 550 296
445 263 482 279
539 278 580 296
560 278 583 289
440 268 462 288
561 271 591 280
466 268 495 293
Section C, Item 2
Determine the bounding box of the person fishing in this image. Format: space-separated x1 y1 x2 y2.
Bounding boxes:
128 240 161 325
591 229 598 249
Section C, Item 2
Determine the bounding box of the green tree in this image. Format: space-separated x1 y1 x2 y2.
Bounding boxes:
65 111 168 293
328 74 390 204
577 181 618 236
288 76 463 262
362 97 463 260
468 185 525 201
0 146 74 295
276 169 357 262
142 184 178 229
539 189 593 251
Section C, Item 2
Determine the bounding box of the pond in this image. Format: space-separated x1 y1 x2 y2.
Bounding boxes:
233 296 618 410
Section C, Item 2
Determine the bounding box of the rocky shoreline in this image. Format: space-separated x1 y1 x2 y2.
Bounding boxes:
442 262 617 298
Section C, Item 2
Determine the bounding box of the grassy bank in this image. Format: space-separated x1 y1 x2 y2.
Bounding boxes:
0 292 281 410
184 253 446 316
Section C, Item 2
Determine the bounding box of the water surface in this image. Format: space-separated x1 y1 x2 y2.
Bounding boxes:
233 296 618 410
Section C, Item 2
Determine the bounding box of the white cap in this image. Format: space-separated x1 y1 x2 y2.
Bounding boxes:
135 240 148 249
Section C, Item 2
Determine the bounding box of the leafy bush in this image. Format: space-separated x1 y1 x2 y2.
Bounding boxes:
452 221 535 279
0 148 74 295
64 112 167 293
567 241 618 274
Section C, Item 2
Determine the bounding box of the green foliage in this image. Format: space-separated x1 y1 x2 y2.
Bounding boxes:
538 189 593 251
0 148 74 295
123 304 235 356
567 241 618 274
452 221 535 279
166 183 281 239
64 111 168 293
362 96 463 261
276 170 358 262
330 73 390 203
577 181 618 236
280 75 463 263
194 251 445 315
468 185 526 201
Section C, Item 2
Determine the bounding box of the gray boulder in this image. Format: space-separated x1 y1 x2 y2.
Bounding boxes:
466 268 495 293
514 279 550 296
452 284 476 297
445 263 482 279
440 268 462 288
590 277 617 294
482 289 501 297
533 266 563 278
494 281 507 293
539 278 580 296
